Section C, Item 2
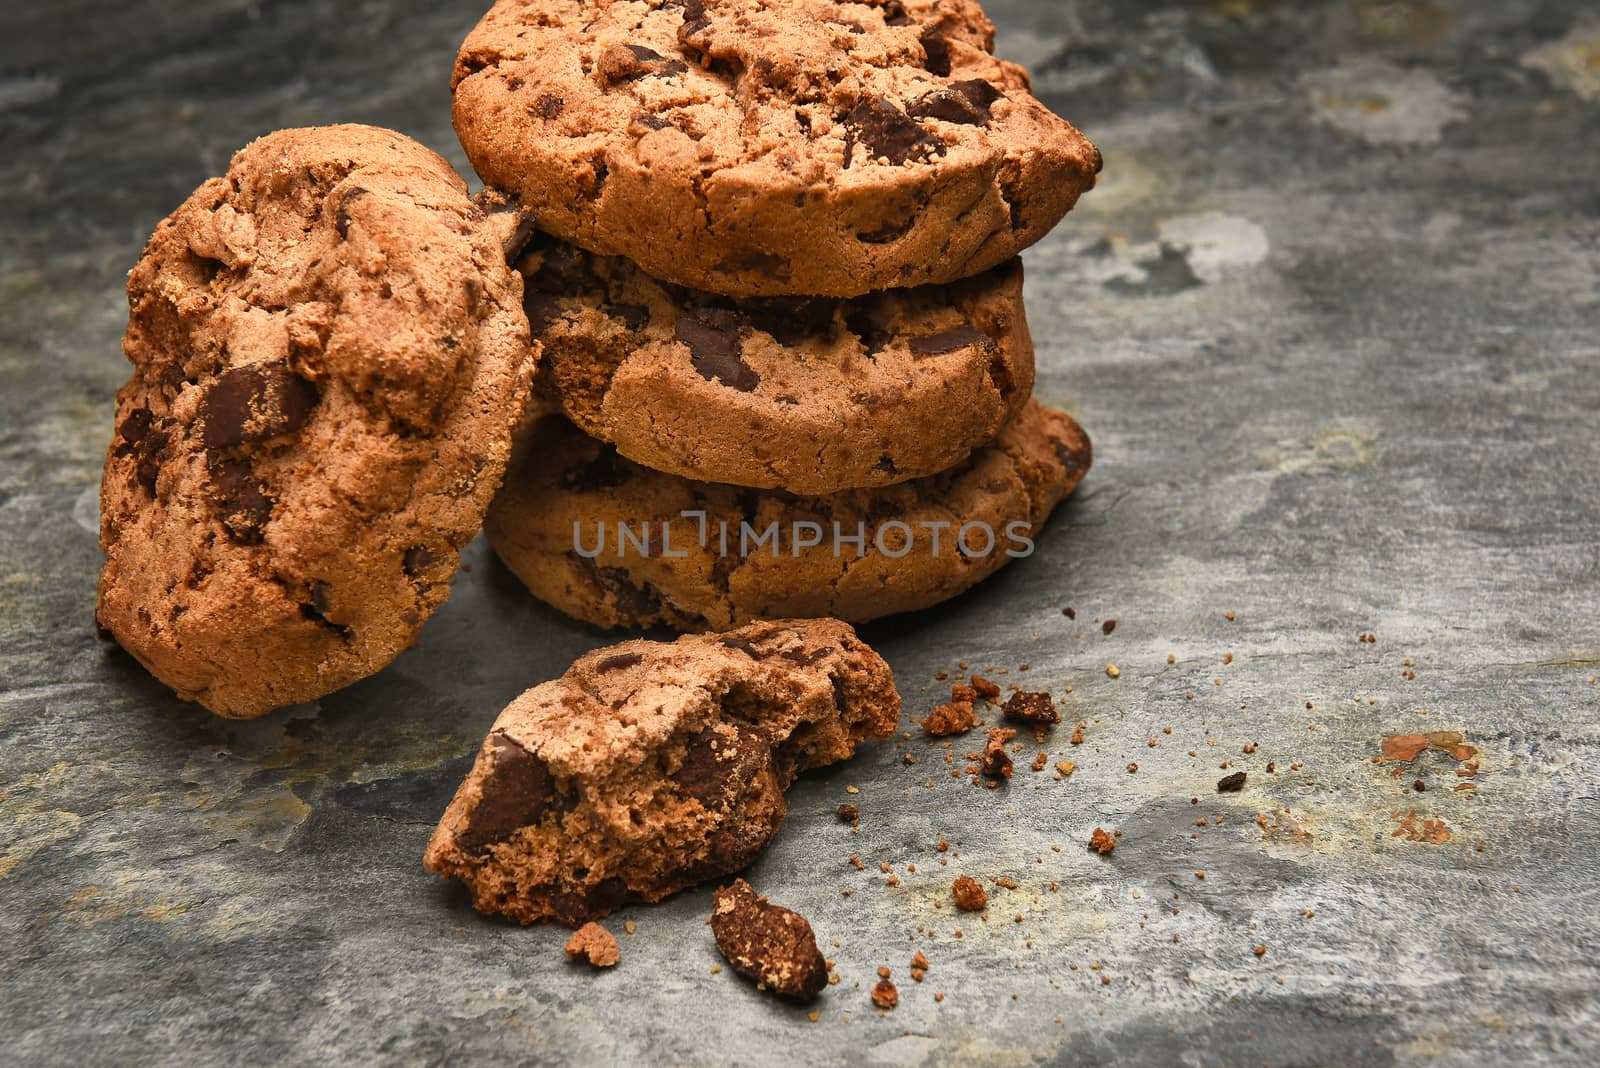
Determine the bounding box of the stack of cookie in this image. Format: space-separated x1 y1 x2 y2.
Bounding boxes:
464 0 1101 630
94 0 1101 719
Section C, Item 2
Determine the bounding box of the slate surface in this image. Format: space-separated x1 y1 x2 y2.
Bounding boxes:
3 1 1599 1065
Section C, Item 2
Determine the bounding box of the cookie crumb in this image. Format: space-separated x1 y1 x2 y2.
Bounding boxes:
1089 828 1116 855
1254 944 1267 958
911 950 929 982
1105 663 1121 679
1217 771 1247 792
710 879 828 1000
921 700 976 737
970 676 1001 701
871 979 899 1009
1102 619 1117 635
1063 607 1076 619
836 803 860 823
1055 759 1076 776
951 876 987 911
564 922 620 968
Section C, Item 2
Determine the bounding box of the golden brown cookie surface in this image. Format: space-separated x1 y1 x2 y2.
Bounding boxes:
453 0 1100 296
96 125 535 718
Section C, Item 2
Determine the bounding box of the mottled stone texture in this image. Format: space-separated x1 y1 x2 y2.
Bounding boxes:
2 1 1599 1065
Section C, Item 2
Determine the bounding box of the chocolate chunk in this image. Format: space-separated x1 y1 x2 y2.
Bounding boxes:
210 458 273 543
679 0 711 39
882 1 913 27
611 302 650 330
910 80 1004 125
719 636 762 658
575 557 664 619
595 651 644 672
599 42 688 84
1217 771 1247 793
549 876 629 926
534 93 565 119
460 734 560 851
201 362 319 451
627 44 689 76
672 726 770 809
634 112 672 131
778 646 830 667
402 546 437 576
844 97 942 167
1002 691 1060 725
710 879 829 1001
920 27 952 76
114 407 153 456
133 425 172 494
677 317 759 391
909 325 992 358
334 187 370 239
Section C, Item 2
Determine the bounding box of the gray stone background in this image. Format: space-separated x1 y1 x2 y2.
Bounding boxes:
3 1 1599 1064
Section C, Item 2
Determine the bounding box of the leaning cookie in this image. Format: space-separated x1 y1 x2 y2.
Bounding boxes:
523 234 1033 493
485 399 1091 631
423 618 900 926
96 125 535 718
453 0 1100 297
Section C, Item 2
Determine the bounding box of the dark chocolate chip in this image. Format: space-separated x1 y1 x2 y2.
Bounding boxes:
334 188 370 239
677 317 759 391
201 362 319 451
635 112 672 130
573 555 663 619
1217 771 1247 793
920 27 952 76
595 651 645 672
460 734 561 851
402 546 436 576
114 408 153 457
909 80 1004 125
549 876 630 926
672 725 770 809
843 97 942 167
133 426 172 494
210 458 273 543
719 636 761 658
882 1 913 26
534 93 565 119
1002 691 1060 725
778 647 830 667
502 213 538 264
909 325 993 358
876 456 899 476
679 0 711 39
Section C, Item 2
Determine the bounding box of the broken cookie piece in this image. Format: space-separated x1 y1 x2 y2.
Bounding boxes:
980 727 1015 778
711 878 829 1001
564 922 620 968
424 619 899 925
951 875 987 911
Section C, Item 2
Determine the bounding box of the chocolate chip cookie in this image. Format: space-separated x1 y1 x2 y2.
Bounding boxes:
96 125 535 718
485 398 1092 631
423 618 899 925
453 0 1101 297
522 233 1033 493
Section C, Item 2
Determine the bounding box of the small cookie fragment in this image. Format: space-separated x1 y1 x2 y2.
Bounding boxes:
970 676 1002 702
836 803 860 823
872 979 899 1009
1088 828 1116 855
1002 691 1059 725
710 879 828 1001
564 922 620 968
922 700 977 737
951 875 987 911
1217 771 1247 792
910 950 929 982
981 728 1015 778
